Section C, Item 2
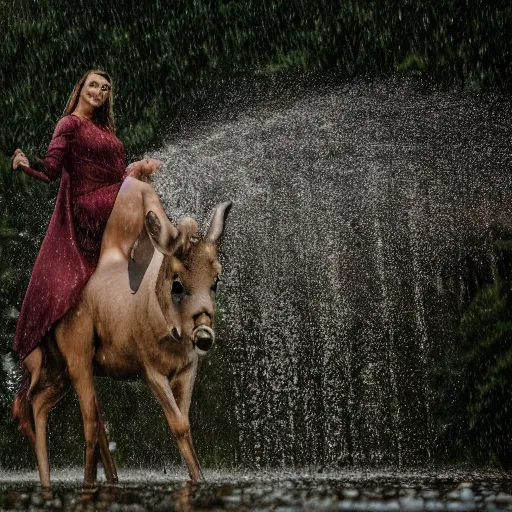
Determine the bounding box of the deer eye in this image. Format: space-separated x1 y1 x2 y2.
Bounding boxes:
171 282 185 306
172 280 184 296
211 277 220 293
171 279 186 305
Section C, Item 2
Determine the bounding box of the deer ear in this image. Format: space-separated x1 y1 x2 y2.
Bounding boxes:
206 201 232 243
128 212 158 293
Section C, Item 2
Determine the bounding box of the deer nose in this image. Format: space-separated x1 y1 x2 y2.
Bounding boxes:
193 311 212 328
193 325 215 354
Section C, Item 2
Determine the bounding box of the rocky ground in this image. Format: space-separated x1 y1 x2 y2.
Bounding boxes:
1 469 512 511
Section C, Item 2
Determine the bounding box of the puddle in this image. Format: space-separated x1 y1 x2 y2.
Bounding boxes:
1 468 511 510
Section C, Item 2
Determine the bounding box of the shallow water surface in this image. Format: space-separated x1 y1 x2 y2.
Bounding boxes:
1 468 512 511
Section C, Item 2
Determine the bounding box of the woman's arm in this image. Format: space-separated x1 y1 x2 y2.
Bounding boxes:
12 115 80 183
13 150 51 183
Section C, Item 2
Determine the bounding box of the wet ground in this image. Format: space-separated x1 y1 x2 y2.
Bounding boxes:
1 468 512 511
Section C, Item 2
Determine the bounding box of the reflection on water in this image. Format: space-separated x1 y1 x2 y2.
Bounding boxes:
1 468 512 511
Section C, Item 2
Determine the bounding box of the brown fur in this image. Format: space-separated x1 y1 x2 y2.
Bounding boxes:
13 177 230 489
12 371 35 447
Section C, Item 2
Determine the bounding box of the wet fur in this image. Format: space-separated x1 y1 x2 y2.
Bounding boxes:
12 176 230 488
12 333 67 448
12 370 35 447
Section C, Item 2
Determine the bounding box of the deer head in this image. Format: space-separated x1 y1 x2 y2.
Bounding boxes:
128 201 231 354
170 201 232 354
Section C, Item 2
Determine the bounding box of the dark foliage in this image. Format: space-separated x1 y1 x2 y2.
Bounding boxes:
455 232 512 467
432 227 512 467
2 0 511 159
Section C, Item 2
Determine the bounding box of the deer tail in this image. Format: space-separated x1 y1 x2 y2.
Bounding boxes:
12 368 36 448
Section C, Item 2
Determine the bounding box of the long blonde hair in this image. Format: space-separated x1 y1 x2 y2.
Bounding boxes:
63 69 115 132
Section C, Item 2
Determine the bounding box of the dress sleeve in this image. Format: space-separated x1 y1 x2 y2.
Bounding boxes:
18 115 80 183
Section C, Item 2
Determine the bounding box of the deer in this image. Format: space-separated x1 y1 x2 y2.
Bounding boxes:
12 175 232 489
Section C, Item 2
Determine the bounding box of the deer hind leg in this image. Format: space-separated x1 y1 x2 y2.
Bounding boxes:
31 378 68 489
95 398 118 484
146 370 202 481
12 346 45 446
12 371 36 448
13 338 69 489
23 346 43 398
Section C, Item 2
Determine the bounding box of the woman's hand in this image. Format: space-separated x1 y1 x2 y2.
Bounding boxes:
126 158 162 180
141 158 162 176
12 149 30 170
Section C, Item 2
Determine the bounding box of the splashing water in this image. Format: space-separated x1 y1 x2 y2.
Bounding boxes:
2 78 511 484
148 77 512 468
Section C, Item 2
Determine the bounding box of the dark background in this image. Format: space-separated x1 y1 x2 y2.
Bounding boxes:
1 0 511 470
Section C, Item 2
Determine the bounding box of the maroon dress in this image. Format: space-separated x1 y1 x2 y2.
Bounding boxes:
14 115 128 360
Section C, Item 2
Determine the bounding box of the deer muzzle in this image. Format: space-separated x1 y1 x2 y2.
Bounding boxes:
193 326 215 355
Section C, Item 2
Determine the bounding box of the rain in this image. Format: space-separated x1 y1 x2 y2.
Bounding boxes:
1 1 512 510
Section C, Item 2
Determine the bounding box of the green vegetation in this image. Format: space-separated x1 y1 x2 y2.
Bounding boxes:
2 1 511 159
431 228 512 467
451 232 512 467
459 279 512 467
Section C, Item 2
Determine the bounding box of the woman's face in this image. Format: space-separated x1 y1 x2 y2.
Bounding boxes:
79 73 111 110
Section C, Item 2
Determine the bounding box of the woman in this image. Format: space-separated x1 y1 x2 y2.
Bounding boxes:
12 69 160 380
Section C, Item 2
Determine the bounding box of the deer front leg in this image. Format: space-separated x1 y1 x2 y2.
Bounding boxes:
146 370 202 481
171 361 203 480
171 361 197 419
55 304 99 488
